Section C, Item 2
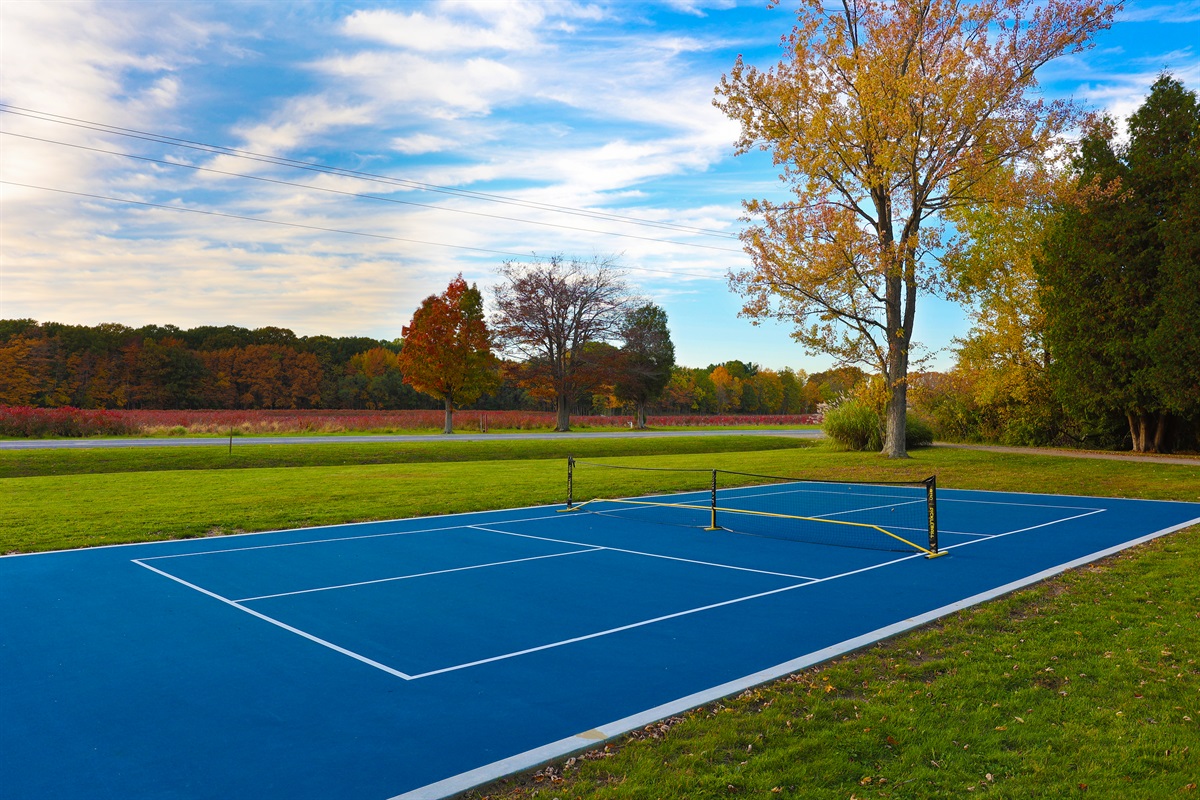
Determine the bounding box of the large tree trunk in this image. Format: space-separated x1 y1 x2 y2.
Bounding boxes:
442 397 453 435
883 363 908 458
881 257 915 459
555 393 571 432
635 400 647 430
1128 411 1174 454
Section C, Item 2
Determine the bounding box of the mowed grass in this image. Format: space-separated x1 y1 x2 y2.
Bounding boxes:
0 434 808 479
3 438 1199 796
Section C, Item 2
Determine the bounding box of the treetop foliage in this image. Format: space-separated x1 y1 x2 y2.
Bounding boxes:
715 0 1116 457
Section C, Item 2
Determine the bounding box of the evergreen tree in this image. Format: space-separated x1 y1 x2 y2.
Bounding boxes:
1037 75 1200 452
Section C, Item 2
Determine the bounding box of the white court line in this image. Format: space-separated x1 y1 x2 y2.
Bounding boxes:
468 525 818 581
405 580 814 679
808 498 927 520
942 508 1108 551
132 558 415 680
234 547 604 603
405 550 924 680
135 509 572 562
940 496 1103 511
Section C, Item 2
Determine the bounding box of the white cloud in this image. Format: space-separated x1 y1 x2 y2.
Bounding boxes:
390 133 457 154
313 51 524 118
228 96 378 156
340 3 545 53
1117 2 1200 23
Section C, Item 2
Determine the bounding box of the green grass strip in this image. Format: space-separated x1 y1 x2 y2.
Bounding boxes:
0 434 807 479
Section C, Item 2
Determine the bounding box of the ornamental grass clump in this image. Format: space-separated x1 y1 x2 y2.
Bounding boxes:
823 400 934 451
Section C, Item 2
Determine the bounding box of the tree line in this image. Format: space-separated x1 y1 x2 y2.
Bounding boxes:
0 307 845 424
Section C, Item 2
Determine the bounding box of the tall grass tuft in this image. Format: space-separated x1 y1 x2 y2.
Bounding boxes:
822 400 934 450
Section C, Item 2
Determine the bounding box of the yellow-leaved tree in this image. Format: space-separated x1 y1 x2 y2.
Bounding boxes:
714 0 1116 457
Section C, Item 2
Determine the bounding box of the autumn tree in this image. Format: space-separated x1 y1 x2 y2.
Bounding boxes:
396 275 499 434
0 335 38 405
709 365 743 414
614 303 676 429
939 164 1067 444
491 255 636 432
715 0 1116 457
1037 75 1200 453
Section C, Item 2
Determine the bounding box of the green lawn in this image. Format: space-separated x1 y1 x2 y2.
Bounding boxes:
3 438 1198 796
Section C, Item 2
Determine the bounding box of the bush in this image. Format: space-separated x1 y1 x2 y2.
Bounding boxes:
822 401 934 451
822 400 883 451
905 414 935 448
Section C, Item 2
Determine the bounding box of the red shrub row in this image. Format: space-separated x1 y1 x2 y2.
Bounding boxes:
0 407 139 438
0 407 821 438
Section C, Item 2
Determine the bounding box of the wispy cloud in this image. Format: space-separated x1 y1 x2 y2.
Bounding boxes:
1117 2 1200 23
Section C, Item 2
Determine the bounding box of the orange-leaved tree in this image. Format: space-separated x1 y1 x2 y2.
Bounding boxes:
715 0 1116 457
396 275 499 434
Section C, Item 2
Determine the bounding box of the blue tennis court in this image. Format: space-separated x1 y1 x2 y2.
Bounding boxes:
2 479 1198 799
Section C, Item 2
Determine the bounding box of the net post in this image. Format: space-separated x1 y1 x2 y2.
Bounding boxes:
925 475 940 557
567 456 575 509
707 469 719 530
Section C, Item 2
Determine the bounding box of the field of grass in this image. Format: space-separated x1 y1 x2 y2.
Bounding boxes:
3 437 1198 796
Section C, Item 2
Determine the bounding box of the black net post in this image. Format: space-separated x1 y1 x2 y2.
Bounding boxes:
707 469 719 530
925 476 939 556
567 456 575 509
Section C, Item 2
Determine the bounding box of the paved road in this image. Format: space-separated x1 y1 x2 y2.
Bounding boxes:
0 428 825 450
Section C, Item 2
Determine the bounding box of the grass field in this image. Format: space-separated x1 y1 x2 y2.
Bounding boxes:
4 436 1198 796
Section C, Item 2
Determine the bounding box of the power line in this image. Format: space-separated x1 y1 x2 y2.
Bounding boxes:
1 181 725 280
1 130 746 254
0 104 742 240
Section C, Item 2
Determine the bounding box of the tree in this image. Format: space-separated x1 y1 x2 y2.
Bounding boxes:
709 365 743 413
939 165 1067 445
396 275 499 433
1037 75 1200 453
715 0 1116 457
0 335 37 405
491 255 636 432
614 303 676 429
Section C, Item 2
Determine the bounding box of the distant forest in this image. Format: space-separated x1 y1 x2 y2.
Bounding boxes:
0 320 851 414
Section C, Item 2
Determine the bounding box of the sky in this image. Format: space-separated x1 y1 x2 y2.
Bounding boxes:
1 1 1197 374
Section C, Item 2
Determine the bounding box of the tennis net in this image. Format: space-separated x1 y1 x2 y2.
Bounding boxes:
563 458 942 558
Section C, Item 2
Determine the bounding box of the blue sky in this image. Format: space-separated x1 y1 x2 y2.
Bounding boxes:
1 1 1197 374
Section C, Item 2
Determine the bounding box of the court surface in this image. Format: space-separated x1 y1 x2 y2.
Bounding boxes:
2 483 1198 799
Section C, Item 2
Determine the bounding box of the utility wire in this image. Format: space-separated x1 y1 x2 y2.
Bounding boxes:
1 181 724 280
0 104 741 240
1 130 746 254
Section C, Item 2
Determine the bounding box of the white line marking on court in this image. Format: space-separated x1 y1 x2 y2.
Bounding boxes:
135 510 574 562
404 549 921 680
468 525 818 581
234 547 603 602
808 498 927 520
942 508 1108 550
132 558 415 680
404 580 815 680
940 497 1104 511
